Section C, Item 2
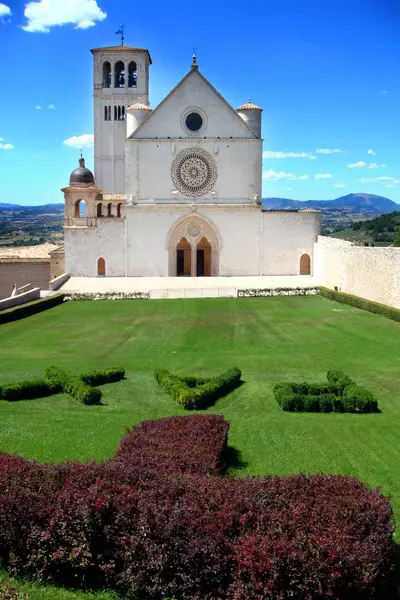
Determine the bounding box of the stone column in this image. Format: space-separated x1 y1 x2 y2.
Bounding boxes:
191 246 197 277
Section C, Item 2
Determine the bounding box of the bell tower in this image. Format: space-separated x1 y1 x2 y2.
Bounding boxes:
91 44 152 195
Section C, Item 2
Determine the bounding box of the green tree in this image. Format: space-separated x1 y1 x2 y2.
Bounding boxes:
393 229 400 247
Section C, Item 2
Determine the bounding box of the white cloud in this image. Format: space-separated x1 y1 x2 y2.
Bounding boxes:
315 173 333 180
348 161 386 169
333 183 347 188
357 176 396 184
0 141 14 150
348 161 367 168
262 170 308 181
316 148 343 154
23 0 107 33
0 3 11 17
48 104 56 109
367 149 376 155
0 137 3 142
35 105 42 110
367 163 386 169
263 150 315 160
63 133 94 148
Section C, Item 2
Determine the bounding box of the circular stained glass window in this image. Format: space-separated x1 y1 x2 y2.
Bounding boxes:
185 112 203 132
171 148 217 196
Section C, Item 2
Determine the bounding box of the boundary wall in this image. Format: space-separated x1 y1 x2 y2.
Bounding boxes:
0 287 40 311
314 235 400 309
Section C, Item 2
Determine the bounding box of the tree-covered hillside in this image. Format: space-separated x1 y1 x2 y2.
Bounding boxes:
331 211 400 246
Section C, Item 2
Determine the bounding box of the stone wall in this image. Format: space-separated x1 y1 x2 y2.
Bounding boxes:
0 262 51 300
262 211 321 276
0 287 40 311
314 235 400 309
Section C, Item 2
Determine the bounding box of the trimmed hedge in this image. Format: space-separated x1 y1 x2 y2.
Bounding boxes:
154 367 242 409
0 366 125 403
114 414 229 476
274 370 379 413
0 418 394 599
80 367 125 386
0 379 59 402
0 294 65 325
320 286 400 323
45 366 101 405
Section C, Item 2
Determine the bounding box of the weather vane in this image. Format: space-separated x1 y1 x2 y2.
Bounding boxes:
116 24 124 46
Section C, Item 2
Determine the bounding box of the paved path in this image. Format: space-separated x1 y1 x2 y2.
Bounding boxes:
60 275 320 299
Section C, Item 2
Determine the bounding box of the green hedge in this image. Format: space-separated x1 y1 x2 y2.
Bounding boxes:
154 367 242 410
45 366 101 405
80 367 125 386
320 287 400 323
274 370 379 414
0 294 65 325
0 379 59 401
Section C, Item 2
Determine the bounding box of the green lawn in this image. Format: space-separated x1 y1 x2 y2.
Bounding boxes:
0 296 400 596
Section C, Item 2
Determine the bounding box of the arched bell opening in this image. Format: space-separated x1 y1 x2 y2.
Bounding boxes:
74 199 87 218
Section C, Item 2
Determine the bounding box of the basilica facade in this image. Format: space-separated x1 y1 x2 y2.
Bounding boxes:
62 43 320 278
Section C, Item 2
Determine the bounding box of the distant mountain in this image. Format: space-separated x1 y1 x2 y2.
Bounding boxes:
0 203 64 214
0 203 23 209
262 193 399 214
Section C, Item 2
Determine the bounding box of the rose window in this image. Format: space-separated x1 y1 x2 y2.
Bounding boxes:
171 148 217 196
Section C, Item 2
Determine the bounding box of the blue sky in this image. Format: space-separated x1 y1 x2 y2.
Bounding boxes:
1 0 400 205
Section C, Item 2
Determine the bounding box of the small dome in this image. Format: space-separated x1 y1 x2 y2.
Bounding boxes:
237 102 263 111
69 156 95 187
127 103 152 111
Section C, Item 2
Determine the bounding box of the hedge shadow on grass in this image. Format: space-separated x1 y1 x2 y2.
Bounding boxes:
220 445 248 475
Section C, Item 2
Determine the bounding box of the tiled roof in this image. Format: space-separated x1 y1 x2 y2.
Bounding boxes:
127 103 152 111
0 243 59 261
237 102 262 111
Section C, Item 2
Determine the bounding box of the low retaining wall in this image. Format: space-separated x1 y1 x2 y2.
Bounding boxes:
49 272 70 292
314 236 400 309
0 287 41 311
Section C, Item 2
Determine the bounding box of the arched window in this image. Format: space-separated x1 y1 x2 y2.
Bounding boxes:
122 106 125 120
128 61 137 88
118 106 121 121
104 106 108 121
300 253 311 275
114 61 125 88
117 203 122 217
97 257 106 276
107 203 113 217
114 106 117 121
97 203 103 218
108 106 111 120
74 199 87 218
102 61 111 88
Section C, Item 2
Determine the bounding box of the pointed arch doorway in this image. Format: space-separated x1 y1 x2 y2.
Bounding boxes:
196 237 212 276
168 215 220 277
176 237 192 276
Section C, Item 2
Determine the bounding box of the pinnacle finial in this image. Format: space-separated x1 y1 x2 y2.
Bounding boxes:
115 24 124 46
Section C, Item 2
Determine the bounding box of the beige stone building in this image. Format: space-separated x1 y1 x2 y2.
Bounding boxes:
0 244 64 299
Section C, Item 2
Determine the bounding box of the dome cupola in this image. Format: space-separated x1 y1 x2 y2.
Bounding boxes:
69 155 95 187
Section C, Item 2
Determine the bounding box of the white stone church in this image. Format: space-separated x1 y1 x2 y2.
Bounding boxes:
62 43 320 278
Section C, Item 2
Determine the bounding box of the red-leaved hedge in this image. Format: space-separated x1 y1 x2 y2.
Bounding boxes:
0 415 395 599
114 414 229 476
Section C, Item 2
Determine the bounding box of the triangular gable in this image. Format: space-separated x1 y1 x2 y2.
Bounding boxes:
129 68 258 139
